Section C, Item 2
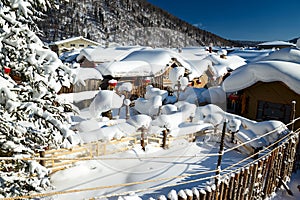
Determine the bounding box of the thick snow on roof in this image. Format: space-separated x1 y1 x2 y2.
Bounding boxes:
49 36 101 46
260 47 300 63
77 46 148 63
207 54 246 77
223 47 300 94
229 49 274 63
258 40 296 47
97 48 194 77
75 67 103 86
171 47 209 60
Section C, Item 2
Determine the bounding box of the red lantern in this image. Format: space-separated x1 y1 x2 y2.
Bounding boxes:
229 94 239 101
144 78 151 83
4 67 11 74
108 79 117 87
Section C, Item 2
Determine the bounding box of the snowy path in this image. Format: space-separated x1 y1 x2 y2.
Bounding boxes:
49 138 248 199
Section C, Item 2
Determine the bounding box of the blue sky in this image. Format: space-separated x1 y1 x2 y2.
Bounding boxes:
147 0 300 41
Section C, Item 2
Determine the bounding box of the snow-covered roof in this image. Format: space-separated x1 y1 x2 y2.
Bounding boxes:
76 46 148 63
258 40 295 47
76 67 103 84
49 36 101 46
229 49 274 63
222 47 300 94
207 54 246 77
96 48 194 77
260 47 300 64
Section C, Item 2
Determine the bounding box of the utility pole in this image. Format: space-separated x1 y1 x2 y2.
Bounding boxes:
215 121 227 187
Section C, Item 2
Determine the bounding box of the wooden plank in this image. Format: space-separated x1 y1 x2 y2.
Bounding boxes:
265 148 278 197
269 147 282 195
205 186 213 200
252 159 264 198
248 162 258 200
261 156 271 199
192 188 200 200
235 168 245 200
242 167 251 199
227 173 236 199
231 172 240 200
199 189 206 200
216 180 224 200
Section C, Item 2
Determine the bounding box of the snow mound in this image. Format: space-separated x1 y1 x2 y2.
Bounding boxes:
144 85 168 101
126 114 152 129
89 90 124 118
134 96 162 116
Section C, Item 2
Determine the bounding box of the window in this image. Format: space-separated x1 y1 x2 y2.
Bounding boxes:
70 44 75 47
79 44 85 47
256 101 292 124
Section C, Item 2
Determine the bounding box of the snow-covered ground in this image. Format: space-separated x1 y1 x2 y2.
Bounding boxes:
49 137 249 199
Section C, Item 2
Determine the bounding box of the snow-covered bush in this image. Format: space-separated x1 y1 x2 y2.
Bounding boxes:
0 0 80 197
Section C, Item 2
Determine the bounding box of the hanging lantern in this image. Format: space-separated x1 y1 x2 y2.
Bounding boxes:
108 79 117 89
144 77 151 84
4 67 11 75
229 94 239 102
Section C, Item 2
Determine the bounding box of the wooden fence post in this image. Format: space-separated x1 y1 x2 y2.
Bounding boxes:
192 188 200 200
235 168 245 200
248 162 259 199
227 173 236 199
199 189 206 200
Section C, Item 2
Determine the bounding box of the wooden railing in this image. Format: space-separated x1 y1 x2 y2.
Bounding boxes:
155 130 299 200
40 132 201 173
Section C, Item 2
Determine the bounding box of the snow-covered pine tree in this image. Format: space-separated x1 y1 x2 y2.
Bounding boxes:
0 0 80 197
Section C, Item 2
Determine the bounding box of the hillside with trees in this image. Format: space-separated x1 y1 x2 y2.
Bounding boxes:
37 0 237 47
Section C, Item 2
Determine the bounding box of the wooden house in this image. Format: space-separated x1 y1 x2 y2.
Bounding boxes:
223 47 300 129
96 49 195 98
230 81 299 128
49 36 101 56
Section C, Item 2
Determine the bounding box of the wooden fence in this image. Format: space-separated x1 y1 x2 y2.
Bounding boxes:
40 132 200 173
155 130 299 200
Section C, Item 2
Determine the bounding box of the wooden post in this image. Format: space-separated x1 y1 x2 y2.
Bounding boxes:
242 167 250 198
39 151 46 167
227 173 235 199
184 189 193 200
205 186 213 200
176 78 181 102
216 181 224 200
215 121 227 186
162 128 168 149
220 178 229 200
199 189 206 200
248 162 259 199
192 188 200 200
235 169 245 200
291 101 296 132
140 126 146 151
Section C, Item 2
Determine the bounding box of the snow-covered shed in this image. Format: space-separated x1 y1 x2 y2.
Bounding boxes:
49 36 101 56
222 47 300 128
59 64 103 96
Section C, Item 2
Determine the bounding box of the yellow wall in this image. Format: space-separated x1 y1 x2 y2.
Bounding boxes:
242 82 300 129
55 38 98 55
